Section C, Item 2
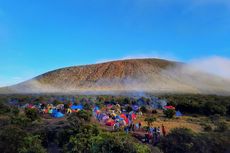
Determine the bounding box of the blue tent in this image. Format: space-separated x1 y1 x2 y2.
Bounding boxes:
132 105 139 111
52 109 64 118
94 106 100 111
176 111 182 117
71 104 83 110
115 116 124 120
53 112 64 118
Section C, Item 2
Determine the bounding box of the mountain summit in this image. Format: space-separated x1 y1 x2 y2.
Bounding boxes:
2 58 230 95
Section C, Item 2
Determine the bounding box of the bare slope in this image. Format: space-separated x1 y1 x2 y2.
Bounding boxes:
2 58 230 94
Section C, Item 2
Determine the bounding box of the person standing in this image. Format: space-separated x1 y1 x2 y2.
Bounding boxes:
139 122 142 130
162 124 166 137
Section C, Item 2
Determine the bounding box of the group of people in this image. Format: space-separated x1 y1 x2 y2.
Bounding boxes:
124 122 142 133
145 124 166 145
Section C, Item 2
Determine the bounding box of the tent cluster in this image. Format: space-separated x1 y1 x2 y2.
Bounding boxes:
23 103 84 118
93 104 141 130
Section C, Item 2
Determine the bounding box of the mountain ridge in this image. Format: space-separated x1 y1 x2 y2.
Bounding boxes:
1 58 230 95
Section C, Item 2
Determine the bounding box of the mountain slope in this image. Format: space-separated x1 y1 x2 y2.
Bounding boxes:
2 58 230 94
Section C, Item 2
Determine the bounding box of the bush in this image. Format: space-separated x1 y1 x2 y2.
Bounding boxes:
0 102 11 114
203 124 212 132
163 109 176 118
215 122 228 132
144 116 156 127
140 106 147 113
67 110 92 129
159 128 195 153
53 100 62 106
152 109 158 114
90 132 151 153
159 127 230 153
19 135 47 153
25 108 39 121
0 126 27 153
125 105 133 113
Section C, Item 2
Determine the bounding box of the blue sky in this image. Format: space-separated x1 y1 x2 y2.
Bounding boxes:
0 0 230 86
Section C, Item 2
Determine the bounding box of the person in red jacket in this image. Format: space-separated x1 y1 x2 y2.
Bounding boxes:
162 124 166 137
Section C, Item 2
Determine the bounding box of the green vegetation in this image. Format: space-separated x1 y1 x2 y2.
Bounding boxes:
144 116 156 127
159 128 230 153
160 94 230 116
163 109 175 118
0 94 230 153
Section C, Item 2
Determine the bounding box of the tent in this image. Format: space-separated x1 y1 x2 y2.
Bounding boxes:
131 113 137 120
106 120 115 126
120 114 129 124
176 111 183 117
102 115 109 122
52 109 64 118
132 105 139 111
107 104 113 109
71 104 83 110
164 106 175 110
94 106 100 112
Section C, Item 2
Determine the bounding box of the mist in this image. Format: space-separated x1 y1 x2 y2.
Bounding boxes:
2 56 230 95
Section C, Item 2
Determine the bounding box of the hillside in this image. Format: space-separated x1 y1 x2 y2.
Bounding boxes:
1 58 230 94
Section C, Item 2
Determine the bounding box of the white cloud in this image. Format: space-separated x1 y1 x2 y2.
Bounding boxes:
188 56 230 79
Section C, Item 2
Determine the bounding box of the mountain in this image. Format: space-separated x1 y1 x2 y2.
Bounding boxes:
1 58 230 95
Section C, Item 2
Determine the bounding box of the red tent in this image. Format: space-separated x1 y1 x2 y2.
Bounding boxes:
120 114 129 124
164 106 175 110
106 120 115 126
125 118 129 124
131 113 137 120
107 104 113 109
120 114 127 120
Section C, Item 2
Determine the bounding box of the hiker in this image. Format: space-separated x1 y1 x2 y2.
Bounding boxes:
135 123 139 130
153 127 157 143
124 126 129 134
149 126 154 134
132 123 135 132
162 124 166 136
145 132 152 143
139 122 142 130
157 127 161 137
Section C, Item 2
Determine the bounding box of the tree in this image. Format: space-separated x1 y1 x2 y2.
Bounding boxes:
25 108 39 121
19 135 47 153
90 132 151 153
64 124 99 153
163 109 176 118
144 116 156 127
0 126 27 153
125 105 133 112
159 128 195 153
67 110 92 129
140 106 147 113
215 121 228 132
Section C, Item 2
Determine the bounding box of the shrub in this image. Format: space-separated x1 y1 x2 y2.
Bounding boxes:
152 109 158 114
25 108 39 121
163 109 176 118
90 132 151 153
215 122 228 132
144 116 156 127
159 128 195 153
203 124 212 132
19 135 47 153
125 105 133 113
140 106 147 113
0 126 27 153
